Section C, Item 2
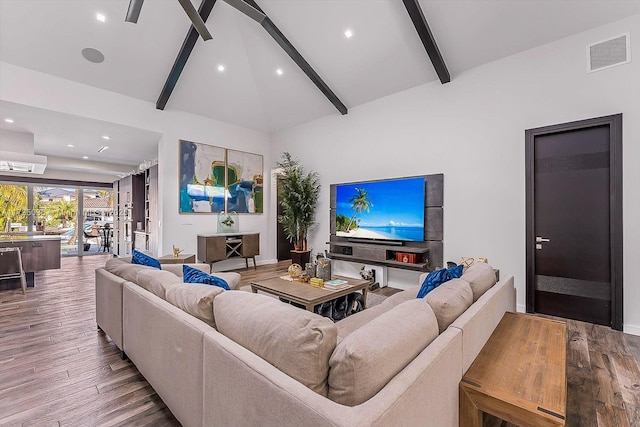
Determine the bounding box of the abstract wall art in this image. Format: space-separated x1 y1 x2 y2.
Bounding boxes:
179 140 263 214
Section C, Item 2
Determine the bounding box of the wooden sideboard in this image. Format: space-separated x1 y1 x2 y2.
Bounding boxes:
197 233 259 270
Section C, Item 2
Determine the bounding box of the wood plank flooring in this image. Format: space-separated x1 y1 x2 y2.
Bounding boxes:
1 256 639 426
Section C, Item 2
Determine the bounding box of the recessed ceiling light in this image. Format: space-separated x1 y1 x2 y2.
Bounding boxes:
102 135 110 140
217 65 225 72
82 156 89 160
67 144 75 148
96 13 106 23
97 146 109 153
344 29 353 39
4 118 14 123
276 68 284 76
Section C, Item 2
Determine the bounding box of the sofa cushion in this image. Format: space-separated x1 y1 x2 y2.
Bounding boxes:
461 263 497 302
210 272 242 290
131 249 161 269
161 263 210 277
136 269 183 299
425 279 473 333
328 299 439 406
213 291 337 396
183 265 230 290
165 282 224 326
105 258 156 283
381 286 420 308
335 303 392 341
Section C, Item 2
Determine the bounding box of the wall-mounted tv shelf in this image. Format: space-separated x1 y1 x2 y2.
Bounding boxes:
328 173 444 273
328 241 430 271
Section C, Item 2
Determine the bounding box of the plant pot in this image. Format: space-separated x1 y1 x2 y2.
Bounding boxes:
290 250 310 267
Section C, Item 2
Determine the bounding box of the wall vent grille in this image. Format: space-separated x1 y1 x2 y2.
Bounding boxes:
588 33 630 73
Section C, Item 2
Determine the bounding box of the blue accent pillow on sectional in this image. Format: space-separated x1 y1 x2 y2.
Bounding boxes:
183 265 230 290
131 249 161 269
416 264 464 299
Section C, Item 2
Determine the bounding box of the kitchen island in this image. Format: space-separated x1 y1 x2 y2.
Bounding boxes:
0 235 61 290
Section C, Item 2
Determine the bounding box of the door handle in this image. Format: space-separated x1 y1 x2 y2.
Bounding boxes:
536 237 550 243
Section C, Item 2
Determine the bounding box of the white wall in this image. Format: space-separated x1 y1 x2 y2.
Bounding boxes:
0 62 275 266
271 15 640 334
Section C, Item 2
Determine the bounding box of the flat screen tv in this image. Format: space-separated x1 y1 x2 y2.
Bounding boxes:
335 176 425 242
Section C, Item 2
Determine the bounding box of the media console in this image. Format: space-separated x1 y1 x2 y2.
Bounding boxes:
328 173 443 272
328 241 430 272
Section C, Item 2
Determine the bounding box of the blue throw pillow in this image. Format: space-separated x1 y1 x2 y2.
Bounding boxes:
131 249 161 269
183 265 230 290
416 264 464 299
448 264 464 280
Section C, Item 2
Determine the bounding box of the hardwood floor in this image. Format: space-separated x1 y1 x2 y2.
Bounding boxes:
1 256 639 426
0 255 178 427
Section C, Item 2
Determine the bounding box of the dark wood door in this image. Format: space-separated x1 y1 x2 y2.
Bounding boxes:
526 114 623 330
276 176 293 261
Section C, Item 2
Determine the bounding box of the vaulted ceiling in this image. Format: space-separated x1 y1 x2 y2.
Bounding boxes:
1 0 639 168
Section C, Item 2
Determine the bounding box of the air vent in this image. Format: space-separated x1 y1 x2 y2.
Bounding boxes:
587 33 630 73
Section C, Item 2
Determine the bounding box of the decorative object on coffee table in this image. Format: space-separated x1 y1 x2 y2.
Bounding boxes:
275 152 320 252
316 257 332 281
477 257 488 263
288 263 303 279
305 262 316 278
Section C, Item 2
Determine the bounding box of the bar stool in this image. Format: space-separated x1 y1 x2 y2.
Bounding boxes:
0 247 27 294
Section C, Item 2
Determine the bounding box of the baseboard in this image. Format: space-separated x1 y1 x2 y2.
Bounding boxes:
514 304 640 336
623 323 640 336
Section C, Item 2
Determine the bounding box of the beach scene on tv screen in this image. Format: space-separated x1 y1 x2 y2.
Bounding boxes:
336 177 425 242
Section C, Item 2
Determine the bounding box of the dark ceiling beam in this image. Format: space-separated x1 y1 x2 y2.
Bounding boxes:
156 0 217 110
242 0 348 115
402 0 450 84
177 0 213 40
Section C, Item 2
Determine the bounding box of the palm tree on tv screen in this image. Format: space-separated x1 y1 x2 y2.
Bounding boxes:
346 188 373 232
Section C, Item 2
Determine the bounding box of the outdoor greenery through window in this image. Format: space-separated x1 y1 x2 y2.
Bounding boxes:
0 182 113 256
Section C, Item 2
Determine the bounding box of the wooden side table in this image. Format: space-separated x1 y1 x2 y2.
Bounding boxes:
459 312 567 427
158 253 196 264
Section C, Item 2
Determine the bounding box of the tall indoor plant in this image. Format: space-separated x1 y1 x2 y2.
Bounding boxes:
276 152 320 251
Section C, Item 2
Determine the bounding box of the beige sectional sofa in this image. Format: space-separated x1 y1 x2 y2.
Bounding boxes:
95 259 515 427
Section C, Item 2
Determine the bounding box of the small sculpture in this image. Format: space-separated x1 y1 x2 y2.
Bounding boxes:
172 245 183 258
288 263 303 278
460 256 475 270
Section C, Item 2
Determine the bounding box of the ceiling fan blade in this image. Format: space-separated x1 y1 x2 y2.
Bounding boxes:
125 0 144 23
222 0 266 23
177 0 213 40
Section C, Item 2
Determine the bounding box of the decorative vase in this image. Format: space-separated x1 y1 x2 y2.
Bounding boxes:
316 258 332 282
305 262 316 278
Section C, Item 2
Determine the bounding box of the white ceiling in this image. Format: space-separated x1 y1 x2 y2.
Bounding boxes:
1 0 639 136
0 100 161 167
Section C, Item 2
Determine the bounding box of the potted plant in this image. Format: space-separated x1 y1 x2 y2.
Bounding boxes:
276 152 320 261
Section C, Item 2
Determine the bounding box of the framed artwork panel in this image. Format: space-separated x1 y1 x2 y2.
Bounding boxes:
226 149 264 213
179 140 226 213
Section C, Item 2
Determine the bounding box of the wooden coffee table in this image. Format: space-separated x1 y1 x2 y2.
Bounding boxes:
250 276 370 312
459 312 567 427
